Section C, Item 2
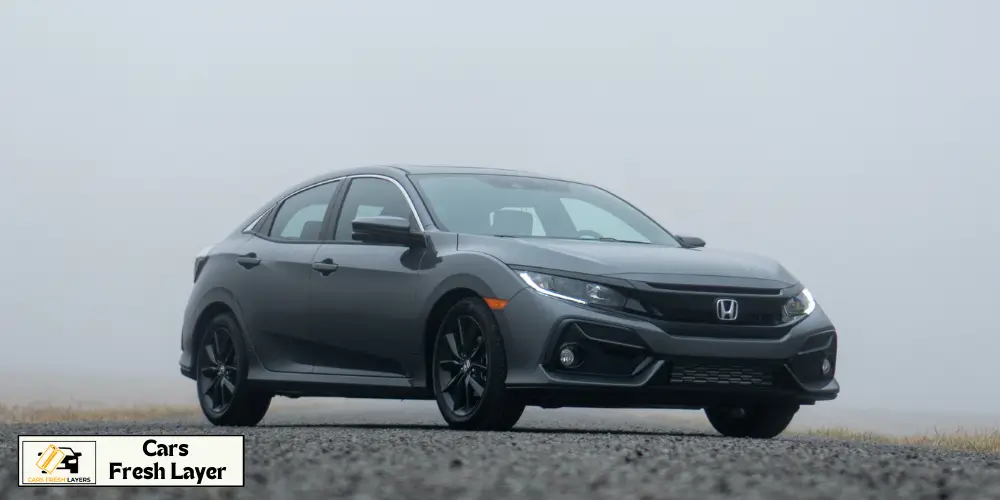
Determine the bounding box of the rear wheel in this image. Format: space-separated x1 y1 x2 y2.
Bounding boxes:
705 403 799 439
432 297 526 431
195 313 272 426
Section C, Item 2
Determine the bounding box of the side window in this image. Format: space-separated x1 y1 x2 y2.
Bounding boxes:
268 180 340 241
334 178 414 241
560 197 650 243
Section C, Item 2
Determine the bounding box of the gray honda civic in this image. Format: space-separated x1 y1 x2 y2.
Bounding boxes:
179 165 839 438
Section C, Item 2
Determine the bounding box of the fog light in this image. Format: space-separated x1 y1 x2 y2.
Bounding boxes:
821 358 832 375
559 347 577 367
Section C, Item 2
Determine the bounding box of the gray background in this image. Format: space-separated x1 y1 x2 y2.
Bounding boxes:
1 1 996 429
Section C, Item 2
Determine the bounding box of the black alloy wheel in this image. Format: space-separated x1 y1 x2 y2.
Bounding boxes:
432 297 526 430
436 315 489 416
198 326 239 413
195 313 272 426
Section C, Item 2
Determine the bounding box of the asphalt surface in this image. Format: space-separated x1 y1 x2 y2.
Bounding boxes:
3 401 999 500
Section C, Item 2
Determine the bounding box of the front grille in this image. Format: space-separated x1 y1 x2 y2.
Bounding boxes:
630 288 788 327
670 362 774 387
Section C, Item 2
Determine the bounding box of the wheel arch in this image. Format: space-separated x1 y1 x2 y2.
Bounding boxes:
418 268 523 393
188 287 252 357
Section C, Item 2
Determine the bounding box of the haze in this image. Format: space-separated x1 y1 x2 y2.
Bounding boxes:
1 1 996 428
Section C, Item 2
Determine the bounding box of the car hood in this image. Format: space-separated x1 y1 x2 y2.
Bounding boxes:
458 235 798 287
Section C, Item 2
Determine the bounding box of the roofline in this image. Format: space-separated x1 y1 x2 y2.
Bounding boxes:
387 164 575 183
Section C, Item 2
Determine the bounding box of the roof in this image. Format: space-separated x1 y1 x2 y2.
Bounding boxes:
307 164 571 182
387 164 565 179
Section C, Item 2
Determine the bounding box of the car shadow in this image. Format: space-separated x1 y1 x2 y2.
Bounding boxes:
261 422 718 438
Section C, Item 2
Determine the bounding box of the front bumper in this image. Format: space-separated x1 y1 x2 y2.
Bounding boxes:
498 288 839 408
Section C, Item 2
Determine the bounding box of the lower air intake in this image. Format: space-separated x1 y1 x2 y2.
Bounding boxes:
670 362 774 387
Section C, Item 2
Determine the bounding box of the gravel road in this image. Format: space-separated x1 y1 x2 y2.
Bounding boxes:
3 401 999 499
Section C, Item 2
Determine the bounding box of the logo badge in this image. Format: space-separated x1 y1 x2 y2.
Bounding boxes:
715 298 739 321
21 440 97 485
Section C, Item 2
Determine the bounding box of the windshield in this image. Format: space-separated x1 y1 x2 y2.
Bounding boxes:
410 173 680 246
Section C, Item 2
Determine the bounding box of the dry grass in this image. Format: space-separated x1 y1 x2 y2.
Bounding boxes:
798 427 1000 455
0 403 201 424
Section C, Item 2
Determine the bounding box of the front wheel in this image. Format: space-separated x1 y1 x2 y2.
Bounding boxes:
705 403 799 439
431 297 526 431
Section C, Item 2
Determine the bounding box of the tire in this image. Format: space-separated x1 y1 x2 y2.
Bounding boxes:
705 403 799 439
431 297 526 431
195 313 272 426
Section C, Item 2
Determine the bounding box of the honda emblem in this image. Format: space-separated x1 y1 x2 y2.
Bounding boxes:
715 298 739 321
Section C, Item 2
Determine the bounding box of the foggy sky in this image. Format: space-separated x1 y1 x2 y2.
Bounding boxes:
1 1 997 414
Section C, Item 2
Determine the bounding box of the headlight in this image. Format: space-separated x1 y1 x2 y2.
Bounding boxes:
518 271 627 308
783 288 816 318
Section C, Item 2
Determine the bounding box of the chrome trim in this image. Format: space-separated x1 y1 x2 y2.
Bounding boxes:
241 177 345 234
715 298 739 321
240 174 424 235
283 176 346 201
345 174 426 232
242 209 270 233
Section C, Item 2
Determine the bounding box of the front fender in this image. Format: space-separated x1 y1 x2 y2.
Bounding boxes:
409 249 529 389
421 250 527 315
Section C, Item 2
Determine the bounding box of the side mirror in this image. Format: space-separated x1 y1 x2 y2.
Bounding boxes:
676 235 706 248
352 216 425 247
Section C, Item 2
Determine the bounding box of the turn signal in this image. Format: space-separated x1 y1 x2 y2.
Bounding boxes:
484 298 508 310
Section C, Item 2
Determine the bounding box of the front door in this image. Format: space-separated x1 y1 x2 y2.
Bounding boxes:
307 176 428 377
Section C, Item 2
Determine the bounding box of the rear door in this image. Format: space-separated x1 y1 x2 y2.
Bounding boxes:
236 178 342 374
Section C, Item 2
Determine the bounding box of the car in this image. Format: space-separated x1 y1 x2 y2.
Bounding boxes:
179 164 839 438
38 447 82 474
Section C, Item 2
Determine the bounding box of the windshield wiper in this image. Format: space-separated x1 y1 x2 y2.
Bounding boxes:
595 237 650 244
492 234 649 244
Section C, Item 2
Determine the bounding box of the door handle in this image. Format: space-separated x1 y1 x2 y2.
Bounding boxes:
311 258 339 276
236 253 261 269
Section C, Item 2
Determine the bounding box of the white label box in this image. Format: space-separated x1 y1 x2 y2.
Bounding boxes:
19 435 244 487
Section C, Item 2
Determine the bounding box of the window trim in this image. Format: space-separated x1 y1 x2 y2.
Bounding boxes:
245 177 345 244
242 208 271 233
328 174 427 244
352 174 426 232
